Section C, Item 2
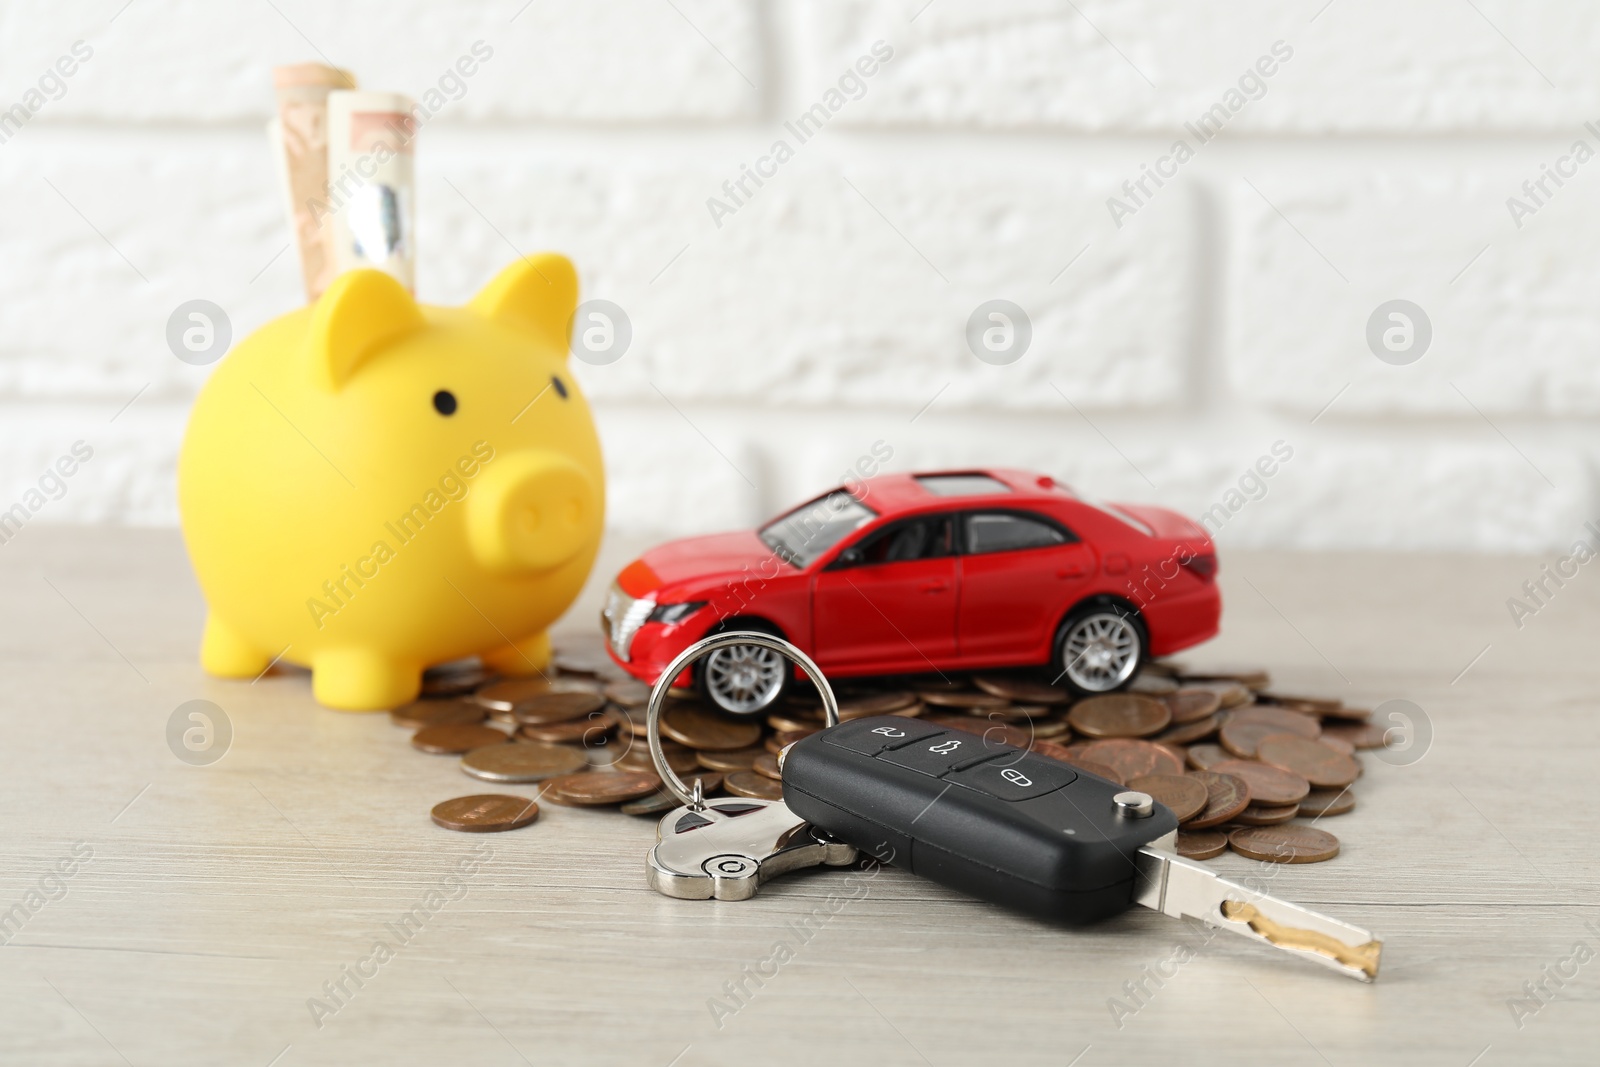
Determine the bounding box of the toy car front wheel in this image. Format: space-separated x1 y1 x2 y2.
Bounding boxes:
1055 605 1146 696
697 632 789 715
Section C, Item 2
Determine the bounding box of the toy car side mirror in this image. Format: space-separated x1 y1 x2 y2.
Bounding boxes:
835 546 864 568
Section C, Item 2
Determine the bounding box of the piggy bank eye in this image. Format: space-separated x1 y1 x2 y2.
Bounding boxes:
432 390 457 416
551 375 568 400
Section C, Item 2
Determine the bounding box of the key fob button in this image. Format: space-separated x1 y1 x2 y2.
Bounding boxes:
945 754 1076 801
819 716 944 757
878 732 977 776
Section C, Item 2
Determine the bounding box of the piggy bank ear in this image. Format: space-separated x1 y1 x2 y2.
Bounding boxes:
468 254 578 356
310 270 426 391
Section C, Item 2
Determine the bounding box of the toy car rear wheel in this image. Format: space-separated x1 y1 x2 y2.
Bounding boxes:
696 625 789 715
1055 605 1146 696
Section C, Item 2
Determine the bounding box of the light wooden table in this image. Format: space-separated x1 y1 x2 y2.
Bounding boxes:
1 528 1596 1066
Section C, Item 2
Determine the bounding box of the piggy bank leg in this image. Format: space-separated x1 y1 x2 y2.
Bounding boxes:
312 648 421 711
480 630 552 677
200 614 272 678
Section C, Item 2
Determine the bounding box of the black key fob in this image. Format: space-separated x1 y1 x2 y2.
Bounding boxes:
781 716 1179 924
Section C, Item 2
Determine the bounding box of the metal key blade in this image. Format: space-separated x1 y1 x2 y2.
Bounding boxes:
1133 844 1382 981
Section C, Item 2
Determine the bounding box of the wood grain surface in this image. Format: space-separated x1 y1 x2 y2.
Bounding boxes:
1 528 1596 1066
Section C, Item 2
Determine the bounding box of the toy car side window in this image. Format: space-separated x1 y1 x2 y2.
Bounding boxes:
963 511 1072 555
841 516 954 567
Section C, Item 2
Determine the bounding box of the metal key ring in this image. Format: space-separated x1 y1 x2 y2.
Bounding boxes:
646 631 839 809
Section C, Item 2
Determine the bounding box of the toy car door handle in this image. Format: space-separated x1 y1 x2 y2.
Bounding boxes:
919 580 949 593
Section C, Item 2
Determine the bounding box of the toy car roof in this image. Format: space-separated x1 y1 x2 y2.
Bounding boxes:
850 468 1071 515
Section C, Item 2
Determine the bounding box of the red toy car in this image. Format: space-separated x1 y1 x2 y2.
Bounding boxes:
602 470 1219 715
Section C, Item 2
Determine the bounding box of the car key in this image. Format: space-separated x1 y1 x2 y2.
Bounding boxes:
780 715 1383 981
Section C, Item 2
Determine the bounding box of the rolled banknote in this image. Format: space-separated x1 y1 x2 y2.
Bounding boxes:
325 90 418 292
271 63 356 301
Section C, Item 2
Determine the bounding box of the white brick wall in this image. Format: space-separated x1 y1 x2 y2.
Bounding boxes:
0 0 1595 553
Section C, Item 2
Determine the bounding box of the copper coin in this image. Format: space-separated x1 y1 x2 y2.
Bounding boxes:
412 723 511 755
1030 739 1074 764
1029 718 1072 740
1077 739 1183 781
431 794 540 832
473 676 596 713
603 679 652 707
1068 694 1171 739
620 773 725 815
1261 692 1343 715
612 704 647 737
1030 741 1120 783
1228 824 1340 863
838 691 919 718
973 675 1072 705
967 703 1042 723
392 697 488 729
1231 705 1322 736
514 690 608 726
1127 774 1208 823
461 740 586 782
765 728 817 754
931 717 1035 750
1069 759 1125 786
1318 704 1373 722
1183 771 1251 829
1321 720 1390 749
1219 710 1318 759
724 771 784 800
1232 802 1300 825
615 740 700 775
1185 679 1253 707
517 708 621 745
695 746 767 773
551 770 662 805
919 689 1010 710
1182 667 1270 690
1157 714 1220 746
1211 759 1309 806
753 752 782 781
1186 743 1229 770
1299 788 1356 817
1256 734 1362 790
1128 673 1179 695
767 707 824 733
662 703 763 751
1165 687 1223 725
1318 734 1355 756
420 665 495 698
1176 830 1228 861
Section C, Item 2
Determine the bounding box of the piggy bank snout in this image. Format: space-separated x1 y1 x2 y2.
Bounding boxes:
467 452 599 573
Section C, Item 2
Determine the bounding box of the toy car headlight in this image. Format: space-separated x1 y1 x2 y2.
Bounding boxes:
648 601 707 626
602 584 656 662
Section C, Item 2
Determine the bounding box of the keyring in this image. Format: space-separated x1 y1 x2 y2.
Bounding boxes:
645 631 839 809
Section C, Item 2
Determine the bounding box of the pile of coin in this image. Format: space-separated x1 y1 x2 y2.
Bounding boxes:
411 641 1387 867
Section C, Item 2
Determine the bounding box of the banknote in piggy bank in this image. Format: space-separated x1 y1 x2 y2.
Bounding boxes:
178 255 605 710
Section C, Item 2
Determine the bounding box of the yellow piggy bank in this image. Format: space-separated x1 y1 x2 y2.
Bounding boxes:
178 255 605 710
